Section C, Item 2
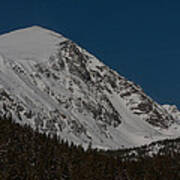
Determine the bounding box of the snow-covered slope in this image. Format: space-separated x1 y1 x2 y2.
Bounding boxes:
0 26 179 149
0 26 64 61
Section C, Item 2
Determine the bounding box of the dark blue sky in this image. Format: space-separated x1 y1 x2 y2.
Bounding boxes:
0 0 180 108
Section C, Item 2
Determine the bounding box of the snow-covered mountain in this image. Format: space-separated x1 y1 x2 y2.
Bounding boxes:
0 26 179 149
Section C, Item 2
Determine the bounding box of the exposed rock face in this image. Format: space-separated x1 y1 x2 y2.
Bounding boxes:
163 104 180 122
0 26 178 149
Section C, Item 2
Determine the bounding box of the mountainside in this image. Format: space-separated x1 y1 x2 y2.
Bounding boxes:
0 26 180 149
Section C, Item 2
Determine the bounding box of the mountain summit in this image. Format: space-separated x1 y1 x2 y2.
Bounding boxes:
0 26 179 149
0 26 65 61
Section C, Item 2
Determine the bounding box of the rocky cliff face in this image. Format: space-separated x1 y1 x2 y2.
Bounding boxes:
163 104 180 122
0 26 178 149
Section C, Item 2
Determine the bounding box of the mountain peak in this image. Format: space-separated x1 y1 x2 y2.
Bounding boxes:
17 25 50 34
0 26 66 62
0 25 61 38
23 25 49 31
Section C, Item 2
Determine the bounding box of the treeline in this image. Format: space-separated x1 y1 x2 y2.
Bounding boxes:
0 117 180 179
